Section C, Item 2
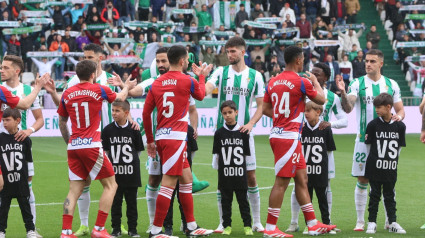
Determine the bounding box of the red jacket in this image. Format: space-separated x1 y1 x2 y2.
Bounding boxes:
100 7 119 23
296 20 311 38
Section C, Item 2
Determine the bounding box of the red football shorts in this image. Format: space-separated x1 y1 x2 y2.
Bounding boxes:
67 147 114 181
156 139 189 176
270 138 306 178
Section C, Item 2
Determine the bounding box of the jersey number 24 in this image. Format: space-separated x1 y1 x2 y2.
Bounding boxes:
271 92 290 118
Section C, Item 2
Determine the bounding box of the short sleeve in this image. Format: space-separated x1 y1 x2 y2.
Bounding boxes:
207 67 223 89
100 85 117 103
301 78 318 100
326 128 336 151
212 131 220 154
66 75 80 90
364 121 375 145
0 86 19 108
138 78 155 96
189 96 196 106
242 132 251 156
347 79 359 97
391 79 402 103
254 71 265 98
57 94 69 117
399 122 406 147
101 128 110 151
24 138 33 163
133 129 145 152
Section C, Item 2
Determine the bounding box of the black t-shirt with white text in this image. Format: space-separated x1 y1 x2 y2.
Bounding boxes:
102 121 144 187
0 133 32 197
301 122 336 187
213 124 250 190
365 117 406 182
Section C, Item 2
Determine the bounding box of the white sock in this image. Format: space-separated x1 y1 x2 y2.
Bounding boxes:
29 182 36 225
290 188 300 224
355 182 368 223
327 180 332 223
62 229 72 235
94 226 104 231
146 185 159 225
306 219 318 227
151 225 162 235
248 186 261 224
187 221 198 230
78 186 90 227
216 190 223 225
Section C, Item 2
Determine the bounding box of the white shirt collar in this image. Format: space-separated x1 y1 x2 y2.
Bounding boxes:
223 123 241 131
114 120 129 128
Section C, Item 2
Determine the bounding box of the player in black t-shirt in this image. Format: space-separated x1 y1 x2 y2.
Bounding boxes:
0 108 36 238
101 99 144 238
364 93 406 234
301 101 336 227
212 100 252 236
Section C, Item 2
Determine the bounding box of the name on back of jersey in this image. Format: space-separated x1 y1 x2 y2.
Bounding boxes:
71 137 93 146
162 79 177 86
223 86 250 97
269 79 295 90
63 89 101 104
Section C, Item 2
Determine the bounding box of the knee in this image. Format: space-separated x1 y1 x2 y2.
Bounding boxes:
247 171 256 186
148 175 161 187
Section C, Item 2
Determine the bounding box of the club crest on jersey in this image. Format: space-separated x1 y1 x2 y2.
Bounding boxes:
156 127 172 136
359 163 363 171
71 137 93 146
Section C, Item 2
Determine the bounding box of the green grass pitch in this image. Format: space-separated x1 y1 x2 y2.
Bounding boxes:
4 134 425 237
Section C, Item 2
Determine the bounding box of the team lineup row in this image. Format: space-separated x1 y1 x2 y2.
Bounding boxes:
0 36 423 238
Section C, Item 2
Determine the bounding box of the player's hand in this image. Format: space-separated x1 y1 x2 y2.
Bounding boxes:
44 78 57 94
35 73 49 89
192 61 213 77
130 120 140 130
421 131 425 144
14 129 32 142
304 71 318 84
147 142 156 158
392 114 403 121
108 72 124 88
123 75 137 90
318 121 331 130
335 75 346 93
240 122 254 134
193 128 198 140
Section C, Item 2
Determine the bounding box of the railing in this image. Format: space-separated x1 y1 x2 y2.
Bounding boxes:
402 97 423 106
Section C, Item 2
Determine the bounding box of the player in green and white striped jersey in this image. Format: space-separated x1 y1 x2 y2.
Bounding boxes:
336 49 405 232
0 55 44 238
205 37 265 233
141 59 159 82
287 62 348 234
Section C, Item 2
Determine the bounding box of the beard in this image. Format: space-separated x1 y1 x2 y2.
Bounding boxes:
229 57 241 65
158 67 168 75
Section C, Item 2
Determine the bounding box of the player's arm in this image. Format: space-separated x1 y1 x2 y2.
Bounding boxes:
204 66 221 96
115 76 137 101
192 62 213 99
241 97 263 134
336 75 356 113
16 74 49 110
128 78 154 97
304 71 325 105
44 78 61 106
0 169 3 191
15 109 44 142
189 104 198 139
392 101 405 121
142 90 156 158
59 116 70 144
320 97 348 130
262 85 273 118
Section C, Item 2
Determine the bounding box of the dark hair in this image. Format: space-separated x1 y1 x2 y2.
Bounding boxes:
225 36 246 50
313 62 331 80
76 60 97 81
366 49 384 60
373 93 393 107
112 99 130 111
83 43 103 54
3 55 24 76
305 101 323 113
3 108 21 120
156 47 169 55
284 45 303 64
220 100 237 112
167 45 187 65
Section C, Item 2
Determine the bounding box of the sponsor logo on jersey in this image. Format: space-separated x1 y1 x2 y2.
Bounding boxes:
270 127 285 135
71 137 93 146
361 95 375 104
156 127 172 136
223 86 250 97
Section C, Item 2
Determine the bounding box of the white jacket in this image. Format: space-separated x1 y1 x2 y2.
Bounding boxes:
338 29 363 52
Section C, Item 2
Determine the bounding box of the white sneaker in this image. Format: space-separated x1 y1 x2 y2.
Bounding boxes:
0 231 5 238
146 224 152 234
384 220 390 230
252 223 265 232
35 229 43 238
26 230 36 238
214 223 223 233
389 222 406 234
329 228 337 235
302 226 308 235
366 222 377 234
353 221 365 231
285 223 299 232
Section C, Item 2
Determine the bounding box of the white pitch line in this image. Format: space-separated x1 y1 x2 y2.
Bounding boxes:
192 162 275 170
11 184 294 208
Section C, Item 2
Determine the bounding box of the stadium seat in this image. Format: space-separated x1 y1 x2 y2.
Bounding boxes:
21 72 35 85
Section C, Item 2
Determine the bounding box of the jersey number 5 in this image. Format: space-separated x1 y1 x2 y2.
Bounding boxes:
72 102 90 128
163 92 175 118
271 92 290 118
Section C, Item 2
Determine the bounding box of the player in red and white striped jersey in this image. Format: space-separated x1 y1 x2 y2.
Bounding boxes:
57 60 136 238
142 46 213 238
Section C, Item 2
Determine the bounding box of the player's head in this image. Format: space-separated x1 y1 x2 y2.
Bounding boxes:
305 101 322 125
1 55 24 82
156 47 170 75
365 49 384 75
112 99 130 123
76 60 97 83
373 93 393 118
284 46 304 73
312 63 331 88
220 100 238 125
2 108 21 134
225 36 246 65
167 45 188 70
83 43 104 67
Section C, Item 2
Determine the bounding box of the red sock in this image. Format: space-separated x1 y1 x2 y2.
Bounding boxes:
179 183 195 223
266 207 280 225
153 186 174 227
62 214 73 230
301 203 316 222
95 210 109 228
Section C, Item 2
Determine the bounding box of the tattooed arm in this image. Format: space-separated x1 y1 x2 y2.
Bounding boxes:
340 91 357 113
59 116 70 144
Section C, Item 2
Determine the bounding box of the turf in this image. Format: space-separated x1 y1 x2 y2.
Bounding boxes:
4 134 425 237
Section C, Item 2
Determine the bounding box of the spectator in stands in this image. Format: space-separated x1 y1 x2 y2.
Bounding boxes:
267 54 282 78
251 3 263 20
339 54 353 84
85 28 103 45
352 50 366 78
171 13 193 27
138 0 149 21
252 55 267 79
320 0 333 25
305 0 319 24
284 14 295 27
49 34 69 80
48 5 71 30
363 41 372 55
345 0 360 23
215 46 229 66
325 54 340 91
20 33 34 72
348 44 359 61
101 0 119 27
395 23 407 42
136 34 147 44
71 4 89 25
366 25 381 49
309 55 320 71
279 3 296 24
196 4 212 27
390 2 406 36
34 35 47 51
76 30 90 50
270 0 285 16
338 27 363 52
314 20 328 38
112 63 138 78
149 32 160 43
151 0 165 20
250 44 270 63
302 41 311 71
86 6 100 23
31 57 59 77
72 16 84 32
116 0 132 26
297 14 311 38
64 30 77 52
235 4 249 35
0 8 13 21
201 46 216 66
164 0 176 22
415 33 425 42
333 0 347 25
105 42 130 56
271 43 286 68
7 34 20 56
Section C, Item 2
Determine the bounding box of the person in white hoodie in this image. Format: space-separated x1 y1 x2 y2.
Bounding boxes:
338 28 363 52
279 3 296 25
31 57 59 77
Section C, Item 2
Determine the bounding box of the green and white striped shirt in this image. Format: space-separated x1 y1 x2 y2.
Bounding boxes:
207 66 265 129
347 75 401 142
322 88 348 129
0 83 40 132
